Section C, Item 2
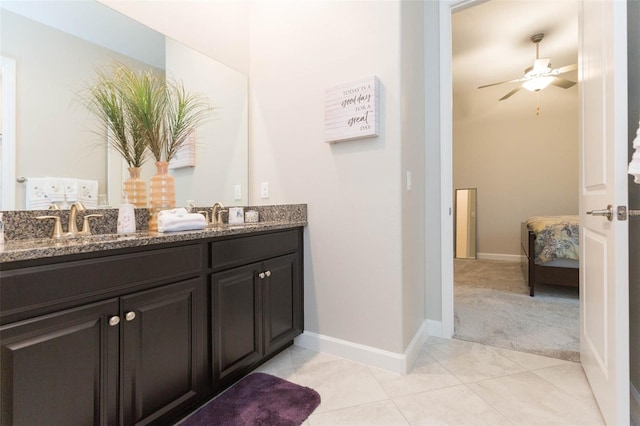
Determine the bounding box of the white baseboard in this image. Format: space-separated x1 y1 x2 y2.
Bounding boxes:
477 252 523 262
294 320 429 375
632 383 640 426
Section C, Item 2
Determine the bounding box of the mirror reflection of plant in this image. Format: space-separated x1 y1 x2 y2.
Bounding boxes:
116 65 168 163
83 66 149 168
165 82 211 162
84 62 211 165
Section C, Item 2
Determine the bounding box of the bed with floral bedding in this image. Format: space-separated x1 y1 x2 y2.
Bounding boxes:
521 215 579 296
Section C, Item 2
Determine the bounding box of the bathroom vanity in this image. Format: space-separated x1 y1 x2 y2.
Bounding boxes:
0 216 305 425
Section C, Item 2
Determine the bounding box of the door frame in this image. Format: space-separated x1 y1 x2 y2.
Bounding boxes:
438 0 482 339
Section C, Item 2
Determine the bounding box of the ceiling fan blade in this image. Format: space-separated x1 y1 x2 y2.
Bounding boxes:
550 77 577 89
478 78 524 89
554 63 578 74
533 58 550 72
499 86 521 101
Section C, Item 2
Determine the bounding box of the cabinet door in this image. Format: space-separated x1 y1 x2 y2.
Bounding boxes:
263 253 302 355
0 299 119 426
211 263 262 384
120 278 205 426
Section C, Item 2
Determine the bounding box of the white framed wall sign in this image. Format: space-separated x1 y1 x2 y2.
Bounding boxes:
325 76 379 143
169 129 197 169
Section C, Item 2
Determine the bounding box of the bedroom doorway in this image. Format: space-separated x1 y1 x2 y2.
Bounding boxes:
449 0 580 362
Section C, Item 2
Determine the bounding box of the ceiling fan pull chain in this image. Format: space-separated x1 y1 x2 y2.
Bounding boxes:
536 91 541 116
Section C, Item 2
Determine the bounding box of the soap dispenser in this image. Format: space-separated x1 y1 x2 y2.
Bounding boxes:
117 193 136 234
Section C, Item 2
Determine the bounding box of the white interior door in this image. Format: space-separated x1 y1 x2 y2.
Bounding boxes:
579 1 630 424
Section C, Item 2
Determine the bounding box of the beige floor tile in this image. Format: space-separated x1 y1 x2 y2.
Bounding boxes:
369 351 461 398
294 358 388 413
490 346 573 370
393 384 512 425
467 371 605 425
423 339 525 383
308 400 409 425
254 348 294 374
531 363 601 410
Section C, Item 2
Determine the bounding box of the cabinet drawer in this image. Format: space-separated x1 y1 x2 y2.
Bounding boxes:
1 244 203 324
210 229 300 271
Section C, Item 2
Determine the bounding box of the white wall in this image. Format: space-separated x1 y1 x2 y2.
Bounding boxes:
249 0 408 353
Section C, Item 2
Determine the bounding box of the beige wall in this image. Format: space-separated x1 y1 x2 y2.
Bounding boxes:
453 84 579 258
628 0 640 413
249 0 413 353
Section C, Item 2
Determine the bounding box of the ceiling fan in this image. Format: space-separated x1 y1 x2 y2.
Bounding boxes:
478 33 577 101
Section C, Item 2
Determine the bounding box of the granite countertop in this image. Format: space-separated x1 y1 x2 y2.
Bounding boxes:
0 220 306 264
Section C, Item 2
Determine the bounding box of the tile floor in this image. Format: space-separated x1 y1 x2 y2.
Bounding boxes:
254 337 605 425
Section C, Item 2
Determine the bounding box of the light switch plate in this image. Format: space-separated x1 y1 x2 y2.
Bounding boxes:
260 182 269 199
234 184 242 200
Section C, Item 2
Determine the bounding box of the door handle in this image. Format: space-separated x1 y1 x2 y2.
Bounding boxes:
587 204 613 221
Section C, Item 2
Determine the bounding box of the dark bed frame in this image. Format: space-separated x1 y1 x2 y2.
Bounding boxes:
520 222 579 297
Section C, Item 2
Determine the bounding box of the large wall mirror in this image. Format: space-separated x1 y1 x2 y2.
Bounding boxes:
455 188 477 259
0 1 248 210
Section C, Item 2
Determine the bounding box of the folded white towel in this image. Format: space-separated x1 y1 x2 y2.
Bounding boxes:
158 212 206 233
47 178 65 202
26 177 52 210
158 208 189 218
78 179 99 208
63 178 78 203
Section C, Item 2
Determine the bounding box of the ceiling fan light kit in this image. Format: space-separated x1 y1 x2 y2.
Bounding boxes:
478 32 577 107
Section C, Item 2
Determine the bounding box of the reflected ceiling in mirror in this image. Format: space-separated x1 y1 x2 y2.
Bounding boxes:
0 0 248 210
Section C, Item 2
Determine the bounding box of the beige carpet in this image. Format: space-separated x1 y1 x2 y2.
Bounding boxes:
454 259 580 362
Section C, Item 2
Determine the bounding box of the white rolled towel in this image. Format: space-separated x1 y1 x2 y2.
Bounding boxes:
158 209 206 233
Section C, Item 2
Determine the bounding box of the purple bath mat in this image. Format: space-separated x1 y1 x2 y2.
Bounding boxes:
179 373 321 426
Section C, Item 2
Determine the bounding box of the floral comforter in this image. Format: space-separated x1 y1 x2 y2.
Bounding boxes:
526 215 579 264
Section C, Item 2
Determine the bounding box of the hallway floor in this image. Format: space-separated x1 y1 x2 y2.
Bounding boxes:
255 337 605 425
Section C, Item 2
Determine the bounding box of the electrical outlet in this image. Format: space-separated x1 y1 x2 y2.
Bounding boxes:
234 184 242 200
260 182 269 199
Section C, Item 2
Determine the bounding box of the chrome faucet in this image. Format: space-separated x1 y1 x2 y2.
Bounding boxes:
211 202 227 225
66 201 86 236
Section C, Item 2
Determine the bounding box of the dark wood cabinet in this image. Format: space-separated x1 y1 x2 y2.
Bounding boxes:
263 254 302 355
211 230 303 388
0 227 304 425
211 262 263 383
0 299 119 426
120 278 205 426
0 276 205 426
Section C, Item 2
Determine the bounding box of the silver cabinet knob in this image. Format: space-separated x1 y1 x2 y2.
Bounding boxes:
259 272 266 279
125 311 136 321
265 271 271 277
109 316 121 327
